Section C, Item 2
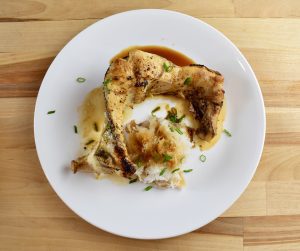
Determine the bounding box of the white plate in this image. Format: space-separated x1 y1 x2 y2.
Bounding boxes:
34 9 265 239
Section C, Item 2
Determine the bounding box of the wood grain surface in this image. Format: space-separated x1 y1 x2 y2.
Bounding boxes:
0 1 300 250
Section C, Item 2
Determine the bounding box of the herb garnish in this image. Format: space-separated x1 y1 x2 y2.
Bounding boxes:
144 185 153 191
129 178 138 184
151 106 160 116
160 168 167 176
183 169 193 173
200 154 206 162
223 129 232 137
171 168 180 173
163 154 172 163
166 108 185 123
76 77 86 83
184 77 192 85
74 125 78 134
47 110 55 115
163 62 172 72
174 127 183 135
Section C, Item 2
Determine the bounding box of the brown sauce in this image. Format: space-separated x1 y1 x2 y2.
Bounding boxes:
111 45 195 66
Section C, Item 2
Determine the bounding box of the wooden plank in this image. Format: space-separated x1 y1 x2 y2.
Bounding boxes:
244 215 300 250
1 18 300 54
234 0 300 18
222 182 266 217
261 80 300 108
0 217 243 251
197 217 244 236
0 54 54 97
0 148 73 218
0 98 35 149
1 19 300 97
253 145 300 181
0 0 235 20
267 181 300 215
1 0 300 20
265 107 300 146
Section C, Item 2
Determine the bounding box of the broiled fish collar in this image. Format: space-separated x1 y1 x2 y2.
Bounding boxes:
103 50 224 178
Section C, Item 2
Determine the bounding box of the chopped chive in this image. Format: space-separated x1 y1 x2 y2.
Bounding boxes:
94 122 98 132
47 110 55 115
129 178 138 184
151 106 160 115
144 185 153 191
174 127 183 135
76 77 86 83
223 129 232 137
163 154 172 162
167 114 177 123
184 77 192 85
170 127 174 132
160 168 167 176
166 109 185 123
163 62 172 72
74 125 78 134
171 168 180 173
103 78 111 85
200 154 206 162
85 139 95 145
183 169 193 173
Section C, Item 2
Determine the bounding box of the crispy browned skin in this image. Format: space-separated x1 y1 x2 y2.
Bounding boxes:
103 50 224 178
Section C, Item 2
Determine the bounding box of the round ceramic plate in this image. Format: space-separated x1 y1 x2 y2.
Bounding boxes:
34 9 265 239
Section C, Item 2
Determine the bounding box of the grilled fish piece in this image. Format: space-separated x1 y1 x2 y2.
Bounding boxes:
104 50 224 178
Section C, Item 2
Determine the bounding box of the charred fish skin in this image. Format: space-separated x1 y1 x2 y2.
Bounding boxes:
102 50 224 178
103 59 137 177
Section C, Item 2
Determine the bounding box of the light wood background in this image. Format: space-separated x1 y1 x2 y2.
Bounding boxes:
1 1 300 250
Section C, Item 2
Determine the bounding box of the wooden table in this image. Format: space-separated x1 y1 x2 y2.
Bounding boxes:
1 1 300 250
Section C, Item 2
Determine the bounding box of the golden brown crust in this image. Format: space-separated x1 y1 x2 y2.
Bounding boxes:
103 50 224 177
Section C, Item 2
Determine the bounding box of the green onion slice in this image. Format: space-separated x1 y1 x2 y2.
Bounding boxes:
129 178 138 184
163 62 172 72
163 154 172 162
184 77 192 85
171 168 180 173
76 77 86 83
160 168 167 176
223 129 232 137
200 154 206 162
151 106 160 115
174 127 183 135
144 185 153 191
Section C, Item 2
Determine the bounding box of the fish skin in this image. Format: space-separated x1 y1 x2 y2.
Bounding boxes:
103 50 224 178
